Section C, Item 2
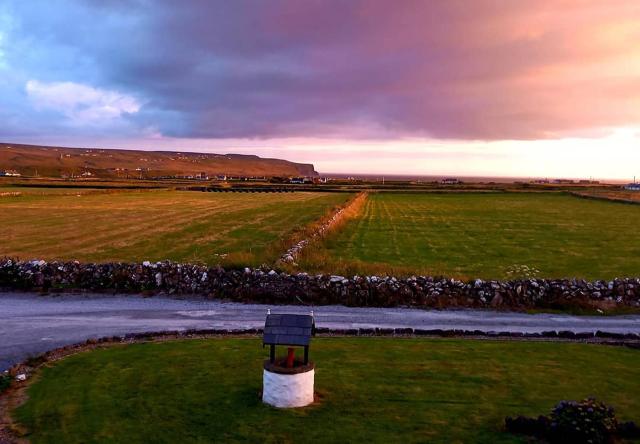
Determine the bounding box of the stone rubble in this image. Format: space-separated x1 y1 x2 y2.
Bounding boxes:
2 258 640 310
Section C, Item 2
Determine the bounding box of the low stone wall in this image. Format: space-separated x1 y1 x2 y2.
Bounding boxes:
279 192 367 264
2 259 640 310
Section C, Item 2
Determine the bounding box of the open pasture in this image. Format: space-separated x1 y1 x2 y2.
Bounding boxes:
304 192 640 279
0 186 115 196
13 338 640 443
0 190 351 266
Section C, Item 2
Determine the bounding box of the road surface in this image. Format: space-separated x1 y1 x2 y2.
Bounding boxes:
2 292 639 371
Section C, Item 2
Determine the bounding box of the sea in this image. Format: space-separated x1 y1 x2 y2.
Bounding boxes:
321 173 628 185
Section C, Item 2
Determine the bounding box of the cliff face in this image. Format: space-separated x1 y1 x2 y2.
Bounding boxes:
288 162 317 177
0 143 318 178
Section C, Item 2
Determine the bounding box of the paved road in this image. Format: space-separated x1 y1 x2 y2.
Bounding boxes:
1 292 639 371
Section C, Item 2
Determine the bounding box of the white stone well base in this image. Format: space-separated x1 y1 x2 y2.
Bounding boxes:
262 360 315 408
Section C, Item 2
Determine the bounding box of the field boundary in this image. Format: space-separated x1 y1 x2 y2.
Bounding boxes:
278 192 367 264
568 191 640 205
2 259 640 313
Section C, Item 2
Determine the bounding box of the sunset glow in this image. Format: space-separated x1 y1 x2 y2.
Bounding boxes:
1 1 639 179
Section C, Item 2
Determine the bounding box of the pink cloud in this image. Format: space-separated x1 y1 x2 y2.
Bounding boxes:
4 1 640 142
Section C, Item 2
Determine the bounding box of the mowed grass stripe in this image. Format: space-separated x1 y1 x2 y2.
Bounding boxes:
4 192 337 263
33 193 336 258
3 193 246 254
314 192 640 279
4 195 205 257
0 191 352 265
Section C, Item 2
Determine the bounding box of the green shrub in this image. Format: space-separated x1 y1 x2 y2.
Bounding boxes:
549 398 617 443
0 374 11 394
506 398 620 444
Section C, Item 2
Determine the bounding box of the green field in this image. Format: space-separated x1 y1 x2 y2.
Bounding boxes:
14 338 640 443
302 192 640 279
0 190 351 266
4 188 640 279
0 186 112 195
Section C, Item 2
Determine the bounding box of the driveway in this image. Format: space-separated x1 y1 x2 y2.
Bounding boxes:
2 292 639 371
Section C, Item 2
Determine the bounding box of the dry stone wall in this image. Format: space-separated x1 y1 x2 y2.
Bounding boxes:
2 258 640 310
279 192 366 264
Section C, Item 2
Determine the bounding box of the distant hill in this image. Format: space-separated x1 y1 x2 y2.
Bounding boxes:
0 143 317 179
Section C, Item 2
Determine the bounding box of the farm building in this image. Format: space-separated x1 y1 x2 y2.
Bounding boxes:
624 183 640 191
289 177 312 184
0 170 21 177
441 178 461 185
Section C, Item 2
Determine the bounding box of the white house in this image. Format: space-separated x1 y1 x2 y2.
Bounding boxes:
624 183 640 191
0 170 21 177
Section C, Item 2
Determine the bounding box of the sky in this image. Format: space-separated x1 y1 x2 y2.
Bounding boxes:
0 0 639 179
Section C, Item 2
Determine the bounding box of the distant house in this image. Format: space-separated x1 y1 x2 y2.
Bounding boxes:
624 183 640 191
441 178 461 185
0 170 21 177
289 177 313 184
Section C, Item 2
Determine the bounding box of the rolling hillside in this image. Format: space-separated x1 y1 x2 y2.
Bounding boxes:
0 143 317 178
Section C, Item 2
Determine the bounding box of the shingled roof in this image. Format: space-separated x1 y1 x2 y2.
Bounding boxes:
263 314 314 347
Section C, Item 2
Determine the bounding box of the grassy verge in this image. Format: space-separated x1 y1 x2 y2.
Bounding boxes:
13 338 640 443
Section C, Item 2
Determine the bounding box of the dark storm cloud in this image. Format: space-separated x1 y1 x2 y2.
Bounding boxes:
2 0 640 140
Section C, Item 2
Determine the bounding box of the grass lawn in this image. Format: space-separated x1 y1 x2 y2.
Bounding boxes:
14 338 640 443
0 190 351 266
302 192 640 279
